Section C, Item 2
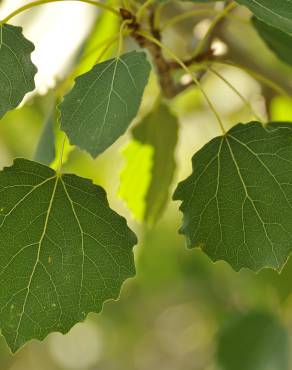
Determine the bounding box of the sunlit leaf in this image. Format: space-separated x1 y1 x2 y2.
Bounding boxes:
59 51 151 158
0 24 37 118
120 103 178 224
174 122 292 271
120 140 154 221
270 96 292 121
0 158 137 352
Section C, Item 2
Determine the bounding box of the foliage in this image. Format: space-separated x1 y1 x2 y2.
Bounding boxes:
0 0 292 363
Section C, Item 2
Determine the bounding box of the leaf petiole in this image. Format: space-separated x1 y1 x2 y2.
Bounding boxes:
207 66 265 123
136 0 154 23
192 2 237 58
137 30 226 135
161 8 218 31
57 135 66 175
212 60 290 98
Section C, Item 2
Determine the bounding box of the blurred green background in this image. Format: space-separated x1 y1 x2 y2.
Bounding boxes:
1 0 292 369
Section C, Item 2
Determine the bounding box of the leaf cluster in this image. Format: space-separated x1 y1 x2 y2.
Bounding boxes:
0 0 292 353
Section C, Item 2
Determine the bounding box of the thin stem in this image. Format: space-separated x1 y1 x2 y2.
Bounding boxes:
208 66 264 123
224 13 250 24
1 0 119 24
117 20 130 56
161 8 217 31
121 0 130 10
193 2 237 57
57 136 66 175
56 33 120 98
136 0 153 22
212 60 290 98
83 33 120 64
123 0 136 12
161 6 247 31
154 3 163 30
137 30 226 134
97 34 120 62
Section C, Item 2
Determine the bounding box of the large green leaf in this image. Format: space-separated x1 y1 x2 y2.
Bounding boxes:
119 103 178 224
59 51 151 158
174 122 292 272
252 17 292 66
0 158 137 353
0 24 37 118
236 0 292 35
217 311 289 370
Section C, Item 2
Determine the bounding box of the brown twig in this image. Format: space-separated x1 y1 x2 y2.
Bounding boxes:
120 7 179 98
120 7 213 98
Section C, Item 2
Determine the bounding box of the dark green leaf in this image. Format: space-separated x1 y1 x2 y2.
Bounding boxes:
252 17 292 66
174 122 292 272
59 51 151 158
217 311 289 370
120 103 178 224
236 0 292 35
0 24 37 118
0 158 137 352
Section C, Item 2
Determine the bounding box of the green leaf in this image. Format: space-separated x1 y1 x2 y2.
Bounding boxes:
217 311 289 370
0 158 137 353
174 121 292 272
59 51 151 158
271 97 292 121
120 140 154 221
236 0 292 35
252 17 292 66
0 24 37 119
34 109 56 165
119 103 178 224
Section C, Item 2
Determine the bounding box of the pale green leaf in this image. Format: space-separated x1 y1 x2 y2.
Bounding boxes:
119 140 154 221
59 51 151 158
236 0 292 35
0 158 137 353
119 103 178 224
0 24 37 118
252 17 292 66
217 311 289 370
270 97 292 121
174 122 292 272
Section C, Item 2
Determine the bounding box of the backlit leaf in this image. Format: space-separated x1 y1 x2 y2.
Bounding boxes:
119 103 178 224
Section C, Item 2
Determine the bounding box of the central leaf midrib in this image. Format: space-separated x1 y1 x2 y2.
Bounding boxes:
94 57 119 147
